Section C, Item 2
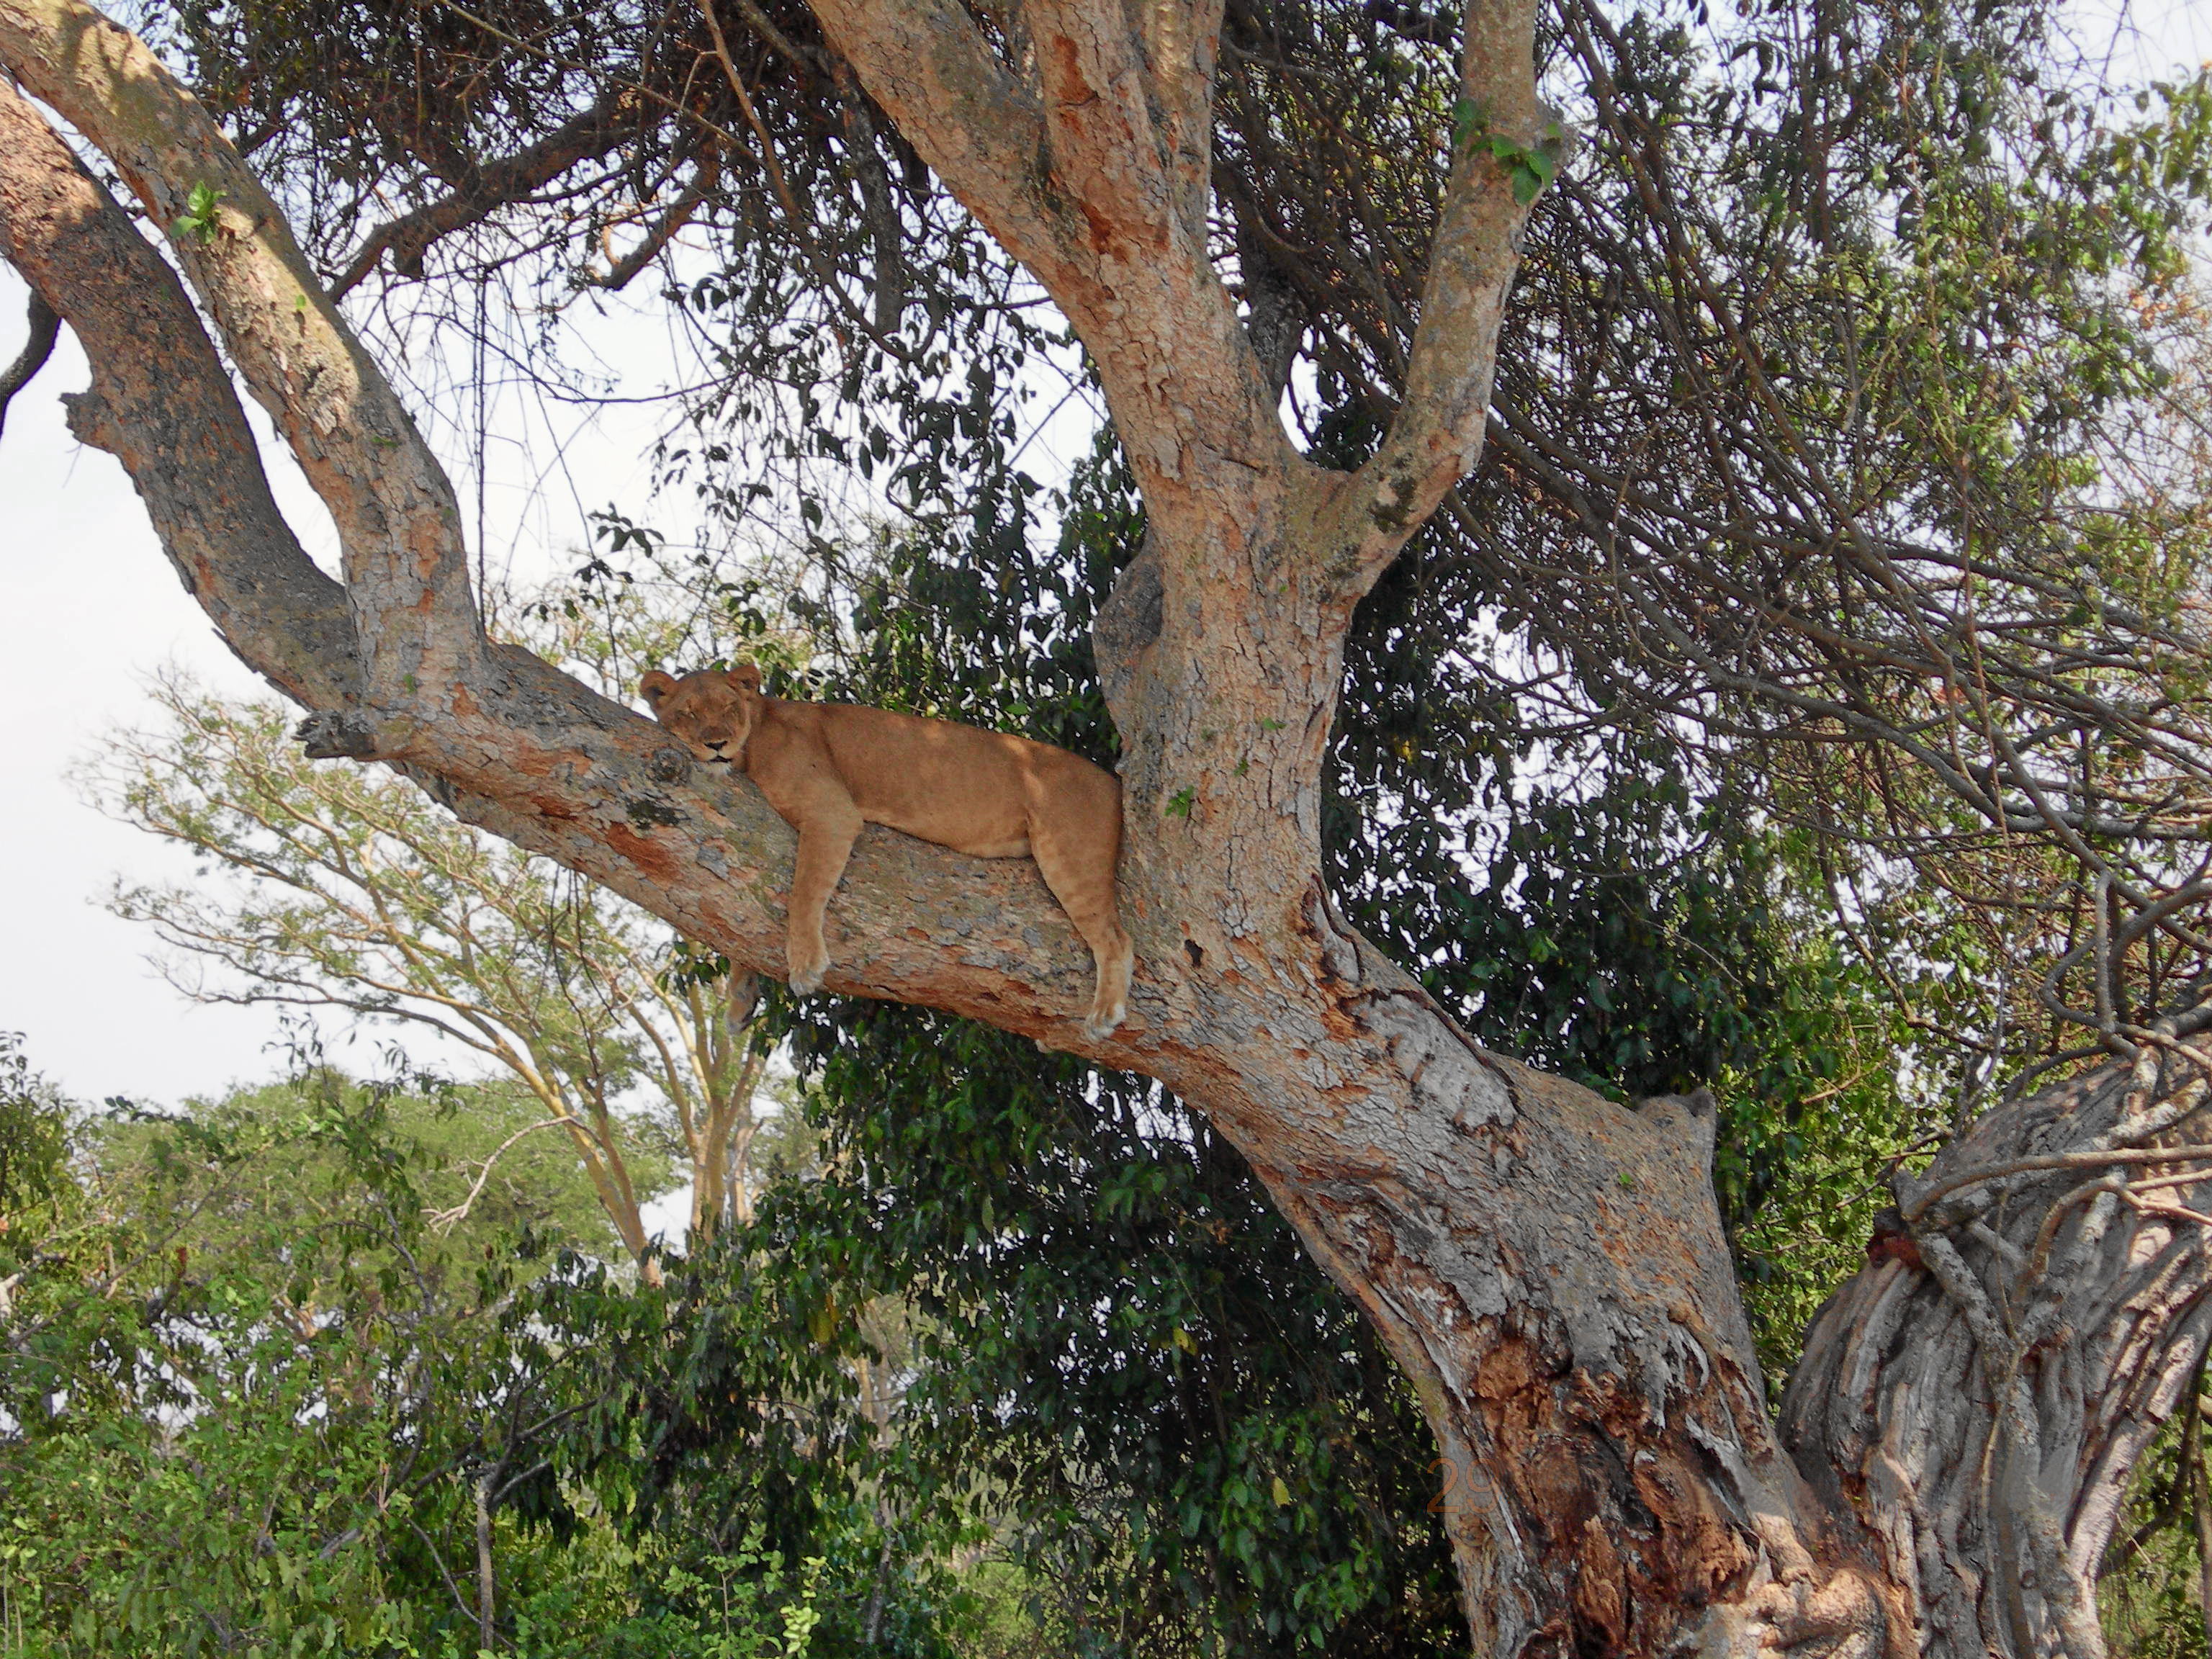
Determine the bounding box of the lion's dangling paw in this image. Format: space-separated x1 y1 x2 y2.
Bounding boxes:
1082 989 1128 1042
1079 937 1134 1040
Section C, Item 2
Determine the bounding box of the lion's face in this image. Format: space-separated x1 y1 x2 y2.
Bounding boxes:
639 665 765 766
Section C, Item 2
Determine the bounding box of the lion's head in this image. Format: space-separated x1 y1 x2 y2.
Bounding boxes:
639 665 765 766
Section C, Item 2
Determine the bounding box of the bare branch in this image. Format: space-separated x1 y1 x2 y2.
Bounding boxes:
1905 1142 2212 1226
333 89 642 298
0 0 484 700
0 285 58 437
428 1118 574 1233
581 150 719 292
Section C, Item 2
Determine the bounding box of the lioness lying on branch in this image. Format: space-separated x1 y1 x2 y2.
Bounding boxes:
641 665 1134 1038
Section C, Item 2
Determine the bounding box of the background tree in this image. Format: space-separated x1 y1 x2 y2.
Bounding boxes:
0 1049 963 1657
88 675 768 1261
6 0 2212 1652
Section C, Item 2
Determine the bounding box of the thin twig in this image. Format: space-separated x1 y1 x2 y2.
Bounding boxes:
428 1117 575 1233
0 291 60 440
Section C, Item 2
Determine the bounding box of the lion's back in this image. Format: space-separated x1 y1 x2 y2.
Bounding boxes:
809 703 1109 856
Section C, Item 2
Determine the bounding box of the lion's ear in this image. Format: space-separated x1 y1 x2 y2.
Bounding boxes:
730 663 764 693
639 670 678 710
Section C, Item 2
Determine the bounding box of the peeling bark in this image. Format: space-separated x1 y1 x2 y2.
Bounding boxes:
4 1 2208 1654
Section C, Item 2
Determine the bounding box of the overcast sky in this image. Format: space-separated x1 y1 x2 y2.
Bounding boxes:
2 0 2207 1110
0 277 679 1105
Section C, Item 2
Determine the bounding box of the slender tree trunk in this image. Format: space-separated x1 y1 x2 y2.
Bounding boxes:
475 1470 498 1652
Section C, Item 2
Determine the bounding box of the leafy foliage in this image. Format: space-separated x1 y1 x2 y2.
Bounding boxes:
0 1061 959 1658
763 1010 1467 1656
0 1030 66 1213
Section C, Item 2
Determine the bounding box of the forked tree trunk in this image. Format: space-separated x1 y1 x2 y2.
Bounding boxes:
1 0 2206 1653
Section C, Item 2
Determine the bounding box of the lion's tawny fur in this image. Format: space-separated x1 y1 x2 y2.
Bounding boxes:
640 665 1133 1038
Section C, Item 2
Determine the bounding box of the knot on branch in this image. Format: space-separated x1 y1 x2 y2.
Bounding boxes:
646 745 693 785
60 387 116 451
295 710 377 760
1634 1086 1718 1171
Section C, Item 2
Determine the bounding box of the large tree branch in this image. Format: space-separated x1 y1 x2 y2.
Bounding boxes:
332 88 644 298
0 0 484 700
815 0 1282 502
804 0 1066 285
1311 0 1549 601
1132 0 1226 244
0 79 357 704
0 21 1175 1060
1028 0 1174 248
1 67 1154 1047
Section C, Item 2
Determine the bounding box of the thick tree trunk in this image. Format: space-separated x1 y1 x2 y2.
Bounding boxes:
1785 1056 2212 1658
4 1 2209 1654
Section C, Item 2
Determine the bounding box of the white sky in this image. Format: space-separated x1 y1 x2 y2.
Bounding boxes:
0 279 681 1106
1 0 2207 1111
1 317 282 1105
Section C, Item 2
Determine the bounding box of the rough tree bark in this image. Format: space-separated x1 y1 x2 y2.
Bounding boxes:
1 1 2206 1653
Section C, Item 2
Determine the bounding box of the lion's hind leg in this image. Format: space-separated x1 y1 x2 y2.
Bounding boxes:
1027 788 1132 1040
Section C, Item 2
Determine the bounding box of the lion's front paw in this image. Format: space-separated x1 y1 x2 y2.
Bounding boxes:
1081 994 1127 1042
787 940 829 996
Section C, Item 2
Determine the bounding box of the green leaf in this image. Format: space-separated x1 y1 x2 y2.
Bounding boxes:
1451 96 1484 153
171 180 225 243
